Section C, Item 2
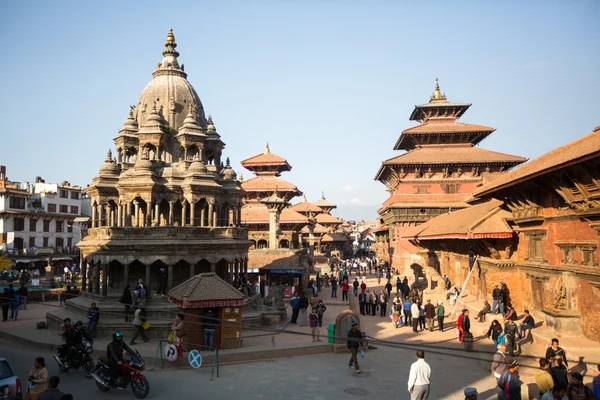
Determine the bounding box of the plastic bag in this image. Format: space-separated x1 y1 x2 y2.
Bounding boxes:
142 321 151 330
167 331 175 344
497 333 506 344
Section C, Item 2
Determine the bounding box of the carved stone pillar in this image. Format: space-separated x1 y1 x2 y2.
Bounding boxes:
168 201 174 225
201 206 206 227
208 203 214 227
124 263 129 289
190 202 195 226
110 209 115 227
94 263 100 295
133 201 140 227
145 264 151 295
154 203 160 226
269 209 278 250
210 262 216 273
102 264 108 297
104 204 110 227
213 207 218 228
91 206 97 228
168 264 174 291
146 202 152 227
117 204 122 227
182 202 187 227
81 259 87 292
189 263 195 278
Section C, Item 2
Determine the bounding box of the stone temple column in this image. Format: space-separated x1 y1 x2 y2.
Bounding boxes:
117 204 122 227
133 201 140 227
213 207 218 228
189 263 195 279
308 225 315 258
91 206 97 228
190 202 195 226
182 202 187 227
200 206 206 227
168 201 174 226
208 203 214 227
146 202 152 227
102 264 108 297
145 264 152 295
104 204 110 227
268 209 278 250
154 203 160 226
124 263 129 289
81 259 87 292
94 263 101 295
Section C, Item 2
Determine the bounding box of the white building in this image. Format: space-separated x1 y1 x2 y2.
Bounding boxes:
0 167 88 269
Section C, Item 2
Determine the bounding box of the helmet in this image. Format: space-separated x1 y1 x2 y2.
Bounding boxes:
74 320 83 328
112 331 123 341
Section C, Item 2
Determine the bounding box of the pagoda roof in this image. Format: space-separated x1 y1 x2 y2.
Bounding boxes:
240 143 292 172
242 176 302 195
301 223 329 234
401 199 512 240
168 273 245 309
321 233 349 242
315 213 342 225
409 79 471 122
289 197 323 213
394 121 495 150
383 146 527 165
475 126 600 198
381 193 470 209
314 192 337 208
241 203 310 225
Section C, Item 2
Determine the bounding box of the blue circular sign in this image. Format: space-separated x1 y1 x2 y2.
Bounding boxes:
189 349 202 369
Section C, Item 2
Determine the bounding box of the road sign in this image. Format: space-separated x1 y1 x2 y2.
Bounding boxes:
164 344 177 362
188 349 202 369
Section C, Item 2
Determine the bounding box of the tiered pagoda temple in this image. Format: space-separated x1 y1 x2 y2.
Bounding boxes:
240 144 310 249
374 79 526 275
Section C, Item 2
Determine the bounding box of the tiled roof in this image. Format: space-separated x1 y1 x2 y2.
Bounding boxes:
289 201 323 213
403 122 495 134
168 273 245 308
240 147 291 170
383 147 527 166
248 252 307 271
315 213 342 225
475 127 600 198
321 233 350 242
401 199 512 240
314 194 336 208
241 204 310 224
381 193 470 210
301 223 329 234
242 176 301 193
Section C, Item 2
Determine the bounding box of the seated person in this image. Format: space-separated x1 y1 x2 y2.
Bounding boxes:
477 300 491 322
518 309 535 338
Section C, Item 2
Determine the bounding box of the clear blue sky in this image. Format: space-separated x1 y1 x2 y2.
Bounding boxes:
1 1 598 221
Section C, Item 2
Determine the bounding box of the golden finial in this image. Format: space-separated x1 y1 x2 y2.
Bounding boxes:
162 28 180 58
430 77 447 103
264 142 270 154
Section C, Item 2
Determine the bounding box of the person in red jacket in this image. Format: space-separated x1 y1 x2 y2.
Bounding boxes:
342 280 349 301
457 309 465 342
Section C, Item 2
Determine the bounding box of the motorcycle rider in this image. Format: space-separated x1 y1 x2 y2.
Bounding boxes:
65 320 93 362
106 331 135 384
58 318 73 358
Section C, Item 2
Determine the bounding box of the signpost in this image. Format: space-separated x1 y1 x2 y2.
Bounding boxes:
188 349 202 369
164 344 177 362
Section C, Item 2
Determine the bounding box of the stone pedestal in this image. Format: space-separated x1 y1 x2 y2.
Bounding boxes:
542 309 581 337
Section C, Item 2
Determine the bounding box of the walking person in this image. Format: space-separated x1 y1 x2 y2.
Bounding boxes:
486 319 504 350
119 284 133 322
370 291 377 316
411 300 420 333
170 313 186 357
316 299 327 328
352 278 359 296
155 264 168 296
330 276 338 298
436 300 445 332
86 302 100 338
365 290 372 315
341 280 349 301
203 308 218 351
545 338 568 368
567 372 594 399
504 317 518 356
309 308 320 342
396 276 402 294
497 360 522 400
385 280 392 299
346 322 364 373
19 284 28 310
404 297 413 327
9 290 21 320
130 304 149 345
38 376 65 400
492 284 504 314
491 343 507 382
379 290 387 317
358 291 366 315
407 350 431 400
424 299 435 332
418 302 426 331
290 293 300 324
462 309 471 338
457 309 465 342
26 357 48 400
535 358 555 397
2 286 13 321
297 292 309 326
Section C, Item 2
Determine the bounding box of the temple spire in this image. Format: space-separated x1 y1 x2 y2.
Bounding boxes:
430 77 447 103
322 191 325 199
162 28 179 58
264 142 270 154
105 149 113 162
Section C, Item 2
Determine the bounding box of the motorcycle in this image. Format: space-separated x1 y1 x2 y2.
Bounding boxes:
53 341 95 378
91 350 149 399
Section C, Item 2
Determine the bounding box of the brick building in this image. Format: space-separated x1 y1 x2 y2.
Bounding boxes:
404 126 600 342
373 79 526 276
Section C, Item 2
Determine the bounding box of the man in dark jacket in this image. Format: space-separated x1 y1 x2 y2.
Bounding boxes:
504 318 518 356
156 265 168 296
492 284 504 314
462 309 471 335
518 310 535 339
424 299 436 332
87 302 100 338
346 322 363 373
106 331 134 381
38 376 65 400
497 360 522 399
358 291 366 316
477 300 491 322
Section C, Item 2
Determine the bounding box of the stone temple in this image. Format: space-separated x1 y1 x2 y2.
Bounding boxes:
48 29 250 336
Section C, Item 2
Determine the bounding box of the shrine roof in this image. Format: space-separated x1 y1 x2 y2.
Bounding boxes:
403 122 495 134
321 233 349 242
315 213 342 224
301 223 329 234
168 273 245 308
241 204 309 225
289 199 323 213
475 127 600 198
241 176 301 194
401 199 512 240
240 143 292 171
380 147 527 167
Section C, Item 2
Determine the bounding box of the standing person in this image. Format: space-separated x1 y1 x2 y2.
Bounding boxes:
134 279 147 306
379 290 387 317
346 322 363 373
19 284 28 310
462 309 471 337
130 304 149 345
290 293 300 324
546 339 569 368
171 313 186 357
550 358 569 390
9 290 20 320
592 364 600 400
156 264 168 296
477 300 491 322
86 302 100 338
330 276 338 298
518 310 535 339
316 299 327 328
297 292 309 326
119 284 133 322
385 280 392 299
1 286 13 321
358 291 366 316
504 317 518 356
359 280 366 294
309 308 320 342
352 278 359 296
424 299 435 332
497 360 522 400
492 284 504 314
407 350 431 400
365 290 372 315
500 282 510 312
457 310 465 342
535 358 555 397
341 279 349 301
404 297 413 327
486 319 504 350
370 291 377 316
436 301 445 332
26 357 48 400
411 300 420 333
203 308 218 351
491 343 507 382
396 276 402 294
38 376 64 400
418 302 426 331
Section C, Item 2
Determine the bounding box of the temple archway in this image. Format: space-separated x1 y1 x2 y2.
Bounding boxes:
195 259 211 274
257 239 268 249
279 239 290 249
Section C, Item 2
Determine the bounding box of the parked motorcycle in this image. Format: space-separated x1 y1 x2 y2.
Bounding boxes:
91 350 149 399
53 341 94 378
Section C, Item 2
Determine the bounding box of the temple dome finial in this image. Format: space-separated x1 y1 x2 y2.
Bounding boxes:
163 28 179 58
264 142 270 154
321 191 325 199
207 114 215 131
105 149 113 162
430 77 447 103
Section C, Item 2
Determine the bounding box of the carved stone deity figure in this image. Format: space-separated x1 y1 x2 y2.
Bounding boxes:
553 276 568 310
272 283 285 309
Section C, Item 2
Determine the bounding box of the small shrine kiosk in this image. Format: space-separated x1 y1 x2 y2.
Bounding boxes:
168 273 246 349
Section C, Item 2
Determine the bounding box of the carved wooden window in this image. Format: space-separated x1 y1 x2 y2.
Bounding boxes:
415 186 429 194
581 247 597 267
442 183 461 194
527 232 546 262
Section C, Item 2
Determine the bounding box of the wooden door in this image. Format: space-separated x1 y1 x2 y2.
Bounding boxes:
220 307 242 349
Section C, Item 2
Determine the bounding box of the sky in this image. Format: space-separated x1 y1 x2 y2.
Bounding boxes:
1 1 599 222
